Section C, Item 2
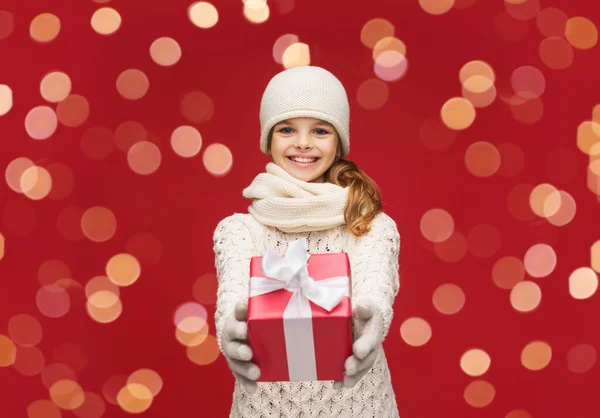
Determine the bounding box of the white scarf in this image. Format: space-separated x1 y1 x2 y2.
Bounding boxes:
242 162 349 233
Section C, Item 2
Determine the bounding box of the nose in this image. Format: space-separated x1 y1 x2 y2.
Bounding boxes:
295 131 312 149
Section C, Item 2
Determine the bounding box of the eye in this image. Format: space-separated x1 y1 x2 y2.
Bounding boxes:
278 127 293 134
314 129 329 135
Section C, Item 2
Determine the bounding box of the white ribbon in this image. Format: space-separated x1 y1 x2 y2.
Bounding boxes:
249 238 350 381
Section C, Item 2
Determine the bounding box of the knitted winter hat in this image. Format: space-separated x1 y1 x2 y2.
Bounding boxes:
259 65 350 158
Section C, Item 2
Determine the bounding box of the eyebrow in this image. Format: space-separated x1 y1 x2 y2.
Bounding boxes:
275 119 333 127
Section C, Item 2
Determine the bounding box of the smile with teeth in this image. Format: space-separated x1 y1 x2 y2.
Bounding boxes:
289 156 319 163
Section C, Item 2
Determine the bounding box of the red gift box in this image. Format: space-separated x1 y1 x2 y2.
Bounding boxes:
247 238 353 382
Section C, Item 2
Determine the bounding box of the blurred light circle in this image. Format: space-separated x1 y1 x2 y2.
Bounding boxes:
510 281 541 312
460 349 491 376
36 284 71 318
203 143 233 176
40 72 72 103
150 37 182 66
57 94 90 127
357 78 389 111
374 50 408 82
171 126 202 157
273 34 299 64
539 36 574 70
565 16 598 49
186 334 220 365
360 18 395 49
524 243 556 278
106 253 141 286
0 334 17 367
30 13 61 43
117 383 153 413
127 141 162 175
400 317 432 346
521 340 552 370
463 380 495 407
419 0 455 15
188 2 219 29
116 69 149 100
8 313 43 346
91 7 121 35
569 267 598 299
441 97 476 130
25 106 58 140
127 369 163 397
49 379 85 410
432 283 465 314
27 399 62 418
282 42 311 68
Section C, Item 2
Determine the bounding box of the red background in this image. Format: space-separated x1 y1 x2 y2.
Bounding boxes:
1 0 599 417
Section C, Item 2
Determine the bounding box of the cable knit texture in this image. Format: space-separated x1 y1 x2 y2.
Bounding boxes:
213 211 401 417
242 162 350 233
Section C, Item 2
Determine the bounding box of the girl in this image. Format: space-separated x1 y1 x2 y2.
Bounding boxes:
213 65 401 417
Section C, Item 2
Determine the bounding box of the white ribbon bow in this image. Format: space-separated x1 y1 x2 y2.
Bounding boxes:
249 238 350 381
250 238 349 312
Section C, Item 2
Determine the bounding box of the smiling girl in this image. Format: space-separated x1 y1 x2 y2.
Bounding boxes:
213 65 401 417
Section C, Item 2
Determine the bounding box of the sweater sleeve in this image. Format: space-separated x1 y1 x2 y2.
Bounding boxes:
350 212 401 342
213 214 254 355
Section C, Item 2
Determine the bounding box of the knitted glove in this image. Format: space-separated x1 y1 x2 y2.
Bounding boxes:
222 299 261 394
333 301 383 390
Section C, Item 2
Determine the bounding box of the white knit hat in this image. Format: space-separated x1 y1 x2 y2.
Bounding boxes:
259 65 350 158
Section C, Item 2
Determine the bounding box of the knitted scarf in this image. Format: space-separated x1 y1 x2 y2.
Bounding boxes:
242 162 349 233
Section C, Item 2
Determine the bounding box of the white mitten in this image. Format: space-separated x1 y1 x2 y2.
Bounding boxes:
333 301 383 390
222 299 261 394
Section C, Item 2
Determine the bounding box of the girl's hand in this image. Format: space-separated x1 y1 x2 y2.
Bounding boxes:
223 299 261 394
333 301 383 390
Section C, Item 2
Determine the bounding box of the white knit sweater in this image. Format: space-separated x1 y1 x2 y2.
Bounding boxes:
213 211 401 417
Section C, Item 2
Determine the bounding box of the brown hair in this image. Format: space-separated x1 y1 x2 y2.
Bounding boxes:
267 131 383 238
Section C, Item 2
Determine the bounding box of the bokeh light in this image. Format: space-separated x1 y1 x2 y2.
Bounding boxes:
244 0 270 24
463 380 495 407
127 369 163 397
150 37 182 66
0 334 17 367
521 341 552 370
441 97 476 130
106 253 141 287
8 313 43 346
282 42 311 68
25 106 58 140
188 2 219 29
30 13 61 43
374 51 408 82
81 206 117 242
203 143 233 176
493 256 525 289
539 37 574 70
273 34 300 64
510 281 541 312
361 18 395 49
127 141 162 175
460 349 491 376
27 399 62 418
186 334 220 365
180 91 214 124
565 16 598 49
40 72 72 103
20 165 52 201
465 142 501 177
72 391 106 418
171 126 202 157
420 208 454 243
524 243 556 278
536 7 567 37
192 273 218 305
13 346 45 376
569 267 598 299
400 317 432 346
91 7 122 35
567 343 596 373
0 84 12 115
117 383 153 413
419 0 455 15
117 69 149 100
57 94 90 127
357 79 389 111
0 11 15 41
49 379 85 410
36 284 71 318
433 284 465 314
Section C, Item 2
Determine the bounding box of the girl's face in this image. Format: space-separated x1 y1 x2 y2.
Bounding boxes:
269 117 341 183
